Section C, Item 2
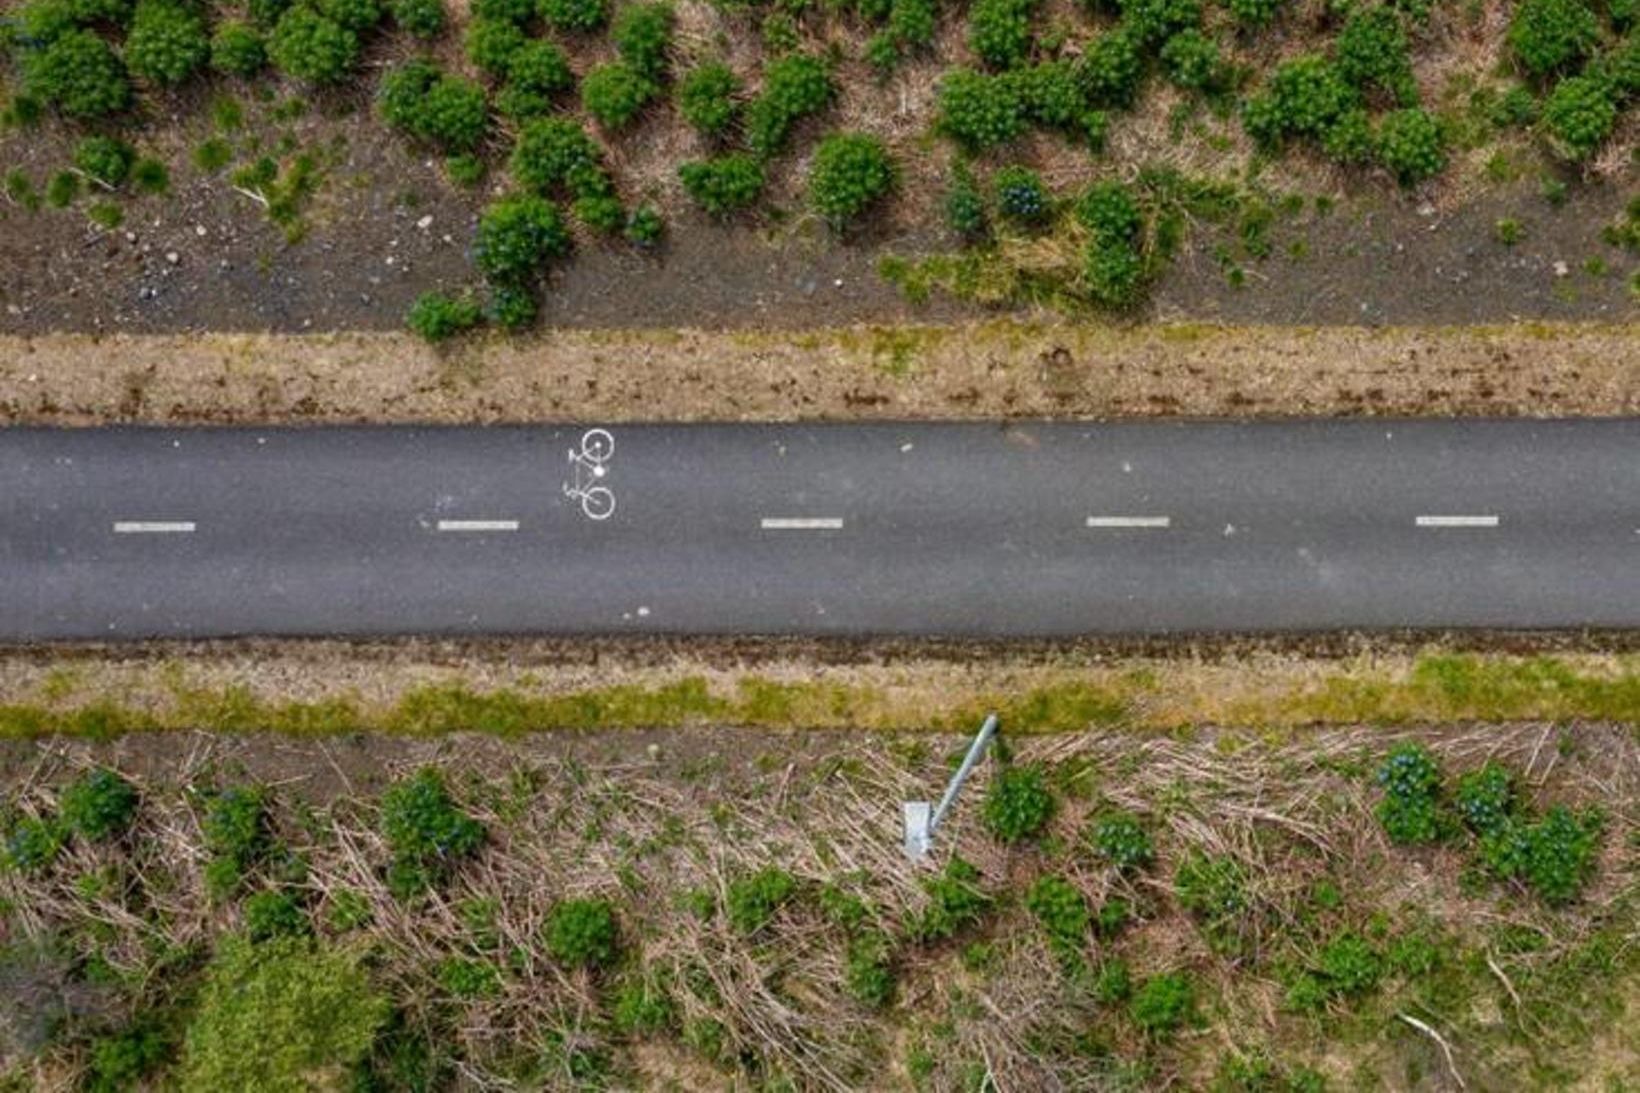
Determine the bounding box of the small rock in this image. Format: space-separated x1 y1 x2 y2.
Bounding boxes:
646 743 661 761
194 224 207 237
416 214 433 230
1552 261 1569 277
124 232 137 243
165 251 179 264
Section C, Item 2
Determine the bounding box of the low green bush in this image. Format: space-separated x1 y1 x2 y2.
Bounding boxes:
844 931 896 1007
269 6 358 84
472 0 532 19
495 39 573 119
982 763 1057 843
124 0 208 84
378 767 485 897
545 897 620 968
46 170 79 207
22 28 132 117
1089 809 1154 870
539 0 607 32
390 0 445 36
1335 5 1416 104
1318 931 1381 995
74 135 134 186
1160 28 1221 91
511 116 607 196
1020 58 1085 130
60 767 138 841
244 888 311 940
1507 0 1600 78
992 163 1049 225
1540 74 1617 158
1025 874 1089 949
581 61 656 129
725 866 798 934
1076 179 1142 241
3 816 61 872
612 968 676 1033
968 0 1038 70
613 1 672 81
1083 237 1146 307
406 291 482 342
1376 106 1445 184
486 281 537 329
808 130 895 228
179 936 387 1092
678 61 738 137
1321 107 1375 163
746 53 833 157
943 161 989 239
624 202 664 246
1077 26 1143 107
438 956 501 998
210 21 267 76
572 192 625 233
1241 55 1358 147
317 0 381 31
1375 742 1444 844
379 59 487 153
1129 971 1195 1036
202 785 270 872
85 1024 168 1093
937 67 1026 149
678 153 765 214
464 16 526 76
1483 804 1603 904
1226 0 1281 28
1119 0 1201 47
1454 762 1514 835
1174 851 1247 952
889 0 936 49
908 856 990 943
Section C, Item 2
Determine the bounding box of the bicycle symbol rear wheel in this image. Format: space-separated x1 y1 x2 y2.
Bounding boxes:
580 428 614 463
579 485 616 521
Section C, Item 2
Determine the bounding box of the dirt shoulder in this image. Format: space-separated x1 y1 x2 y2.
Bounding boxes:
2 320 1636 425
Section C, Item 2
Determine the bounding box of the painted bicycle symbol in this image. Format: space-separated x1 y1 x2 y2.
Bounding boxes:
564 428 616 521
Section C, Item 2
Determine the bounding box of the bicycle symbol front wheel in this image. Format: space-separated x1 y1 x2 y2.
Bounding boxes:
579 486 616 521
580 428 614 463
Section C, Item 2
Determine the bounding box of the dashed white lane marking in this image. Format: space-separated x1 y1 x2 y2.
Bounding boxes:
761 517 845 530
113 521 195 534
1085 515 1171 528
436 519 520 532
1415 515 1500 528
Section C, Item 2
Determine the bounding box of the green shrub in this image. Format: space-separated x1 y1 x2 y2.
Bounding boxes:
472 0 532 19
844 931 896 1007
1321 106 1375 163
471 196 569 285
249 0 291 25
379 60 487 153
437 956 501 998
808 131 895 228
1025 874 1089 949
1596 37 1640 97
1227 0 1281 26
1242 55 1357 146
624 201 664 246
678 152 765 214
1375 742 1444 844
1318 931 1381 994
1335 5 1415 104
45 170 80 207
726 866 798 934
1129 971 1195 1036
202 786 269 869
982 763 1057 843
269 6 358 84
572 192 625 232
85 1024 168 1093
495 39 573 119
1508 0 1600 78
446 151 485 185
1454 762 1514 835
1089 809 1154 870
613 1 672 81
889 0 935 47
612 968 676 1033
943 161 988 239
908 856 991 942
746 53 833 157
406 290 482 342
464 16 526 76
968 0 1037 70
581 61 656 129
539 0 607 31
1489 805 1603 904
1083 237 1145 306
1119 0 1201 46
1174 851 1247 951
244 888 311 940
22 29 131 117
3 816 61 872
124 0 208 84
1160 28 1221 91
511 116 607 196
1021 58 1086 130
486 281 537 329
543 897 619 968
1094 957 1132 1003
317 0 381 31
678 61 738 137
60 767 138 841
74 135 134 186
1077 178 1142 241
179 936 387 1092
1376 106 1445 183
1077 27 1143 107
937 67 1026 149
992 163 1049 225
210 21 267 75
390 0 445 36
378 767 485 897
1541 74 1617 158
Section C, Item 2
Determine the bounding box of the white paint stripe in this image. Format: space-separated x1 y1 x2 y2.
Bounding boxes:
113 521 195 534
1085 515 1171 528
761 517 844 530
436 519 520 532
1415 515 1499 528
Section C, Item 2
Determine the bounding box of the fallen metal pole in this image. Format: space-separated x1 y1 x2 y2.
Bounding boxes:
904 712 999 860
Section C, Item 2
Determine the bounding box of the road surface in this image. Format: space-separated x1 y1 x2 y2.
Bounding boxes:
2 420 1637 640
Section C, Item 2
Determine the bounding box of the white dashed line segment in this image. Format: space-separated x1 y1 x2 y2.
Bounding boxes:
761 517 845 530
436 519 520 532
113 521 195 534
1085 516 1171 528
1415 515 1499 528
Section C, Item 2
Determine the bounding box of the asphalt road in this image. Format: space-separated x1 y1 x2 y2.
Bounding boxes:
3 420 1638 640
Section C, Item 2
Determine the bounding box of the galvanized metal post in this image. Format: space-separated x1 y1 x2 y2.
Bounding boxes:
904 712 998 861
